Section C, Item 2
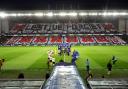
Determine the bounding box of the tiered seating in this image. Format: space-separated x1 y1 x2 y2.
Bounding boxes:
49 36 62 44
10 23 117 34
102 23 115 32
78 23 91 33
23 24 43 34
110 36 126 44
5 37 20 45
3 36 126 46
0 36 10 45
32 36 48 44
65 36 79 43
95 36 110 43
80 36 95 43
93 23 105 33
10 24 26 33
17 36 33 44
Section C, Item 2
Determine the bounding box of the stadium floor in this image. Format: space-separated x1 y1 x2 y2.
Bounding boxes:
0 45 128 79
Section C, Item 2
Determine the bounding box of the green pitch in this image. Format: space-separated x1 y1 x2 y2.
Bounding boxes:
0 45 128 79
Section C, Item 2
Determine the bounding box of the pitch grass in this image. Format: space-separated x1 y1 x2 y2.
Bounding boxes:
0 45 128 79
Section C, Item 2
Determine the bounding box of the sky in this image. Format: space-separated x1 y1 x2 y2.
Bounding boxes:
0 0 127 10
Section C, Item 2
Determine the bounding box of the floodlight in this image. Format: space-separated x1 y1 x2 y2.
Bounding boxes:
79 12 88 16
0 12 8 18
98 13 102 15
34 13 44 17
10 13 17 17
59 12 67 16
53 13 58 16
112 12 119 16
68 12 77 16
102 12 107 16
17 13 24 16
46 12 53 17
25 13 33 16
89 12 98 16
119 12 128 16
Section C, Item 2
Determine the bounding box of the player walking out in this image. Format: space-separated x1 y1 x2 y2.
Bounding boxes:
112 56 117 64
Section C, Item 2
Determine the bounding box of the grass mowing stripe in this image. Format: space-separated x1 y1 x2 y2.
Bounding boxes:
2 48 42 70
0 46 128 79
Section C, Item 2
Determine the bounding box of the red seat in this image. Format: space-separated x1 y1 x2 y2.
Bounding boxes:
66 36 78 43
33 36 47 43
50 36 62 43
80 36 95 43
18 36 33 43
95 36 110 43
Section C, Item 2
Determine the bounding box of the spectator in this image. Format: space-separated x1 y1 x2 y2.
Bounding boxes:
45 71 50 80
18 73 24 79
102 75 105 78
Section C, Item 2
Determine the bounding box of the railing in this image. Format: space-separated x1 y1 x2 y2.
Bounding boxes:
88 79 128 89
0 79 44 89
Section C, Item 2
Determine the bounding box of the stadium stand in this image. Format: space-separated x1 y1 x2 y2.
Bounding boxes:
80 36 95 44
16 36 33 45
10 24 26 34
0 21 127 46
94 36 110 43
102 23 115 32
108 36 126 44
5 36 20 45
49 36 62 44
3 35 126 46
64 36 79 44
8 23 118 34
32 36 48 45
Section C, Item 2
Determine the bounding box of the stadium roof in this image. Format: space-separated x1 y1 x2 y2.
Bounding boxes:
0 0 127 10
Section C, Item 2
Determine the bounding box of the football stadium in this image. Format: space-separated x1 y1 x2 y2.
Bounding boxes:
0 10 128 89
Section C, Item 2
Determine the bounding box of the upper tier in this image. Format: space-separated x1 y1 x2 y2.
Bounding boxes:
9 23 117 34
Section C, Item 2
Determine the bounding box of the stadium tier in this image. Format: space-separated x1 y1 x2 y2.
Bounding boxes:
0 21 126 46
9 23 117 34
3 35 126 46
94 36 110 43
33 36 48 44
80 36 95 44
49 36 63 44
65 36 79 44
10 24 26 34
